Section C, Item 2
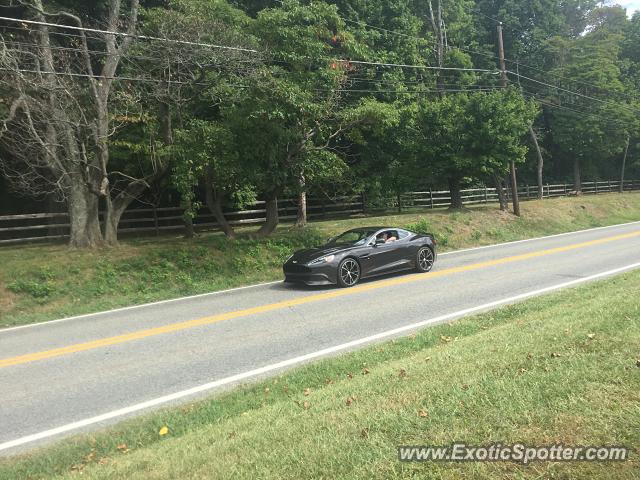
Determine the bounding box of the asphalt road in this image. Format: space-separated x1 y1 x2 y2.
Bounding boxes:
1 221 640 454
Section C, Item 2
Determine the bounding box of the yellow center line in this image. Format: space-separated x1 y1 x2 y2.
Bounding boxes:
1 230 639 369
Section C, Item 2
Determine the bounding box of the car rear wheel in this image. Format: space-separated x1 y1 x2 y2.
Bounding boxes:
337 258 360 288
416 246 434 273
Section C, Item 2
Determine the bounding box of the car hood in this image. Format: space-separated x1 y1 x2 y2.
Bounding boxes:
290 244 352 264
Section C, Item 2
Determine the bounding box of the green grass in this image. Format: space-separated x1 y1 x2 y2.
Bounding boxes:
1 193 640 328
2 268 638 479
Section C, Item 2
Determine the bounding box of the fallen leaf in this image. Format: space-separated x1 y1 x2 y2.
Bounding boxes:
517 368 527 374
303 401 311 409
159 426 169 436
303 388 311 396
418 409 429 418
346 373 353 380
551 352 563 358
360 428 370 439
264 387 270 394
98 457 109 465
408 333 416 340
636 359 640 368
527 352 533 359
440 335 453 343
461 384 469 390
362 368 370 375
586 333 596 340
116 443 129 453
398 368 407 378
228 431 237 439
325 378 334 385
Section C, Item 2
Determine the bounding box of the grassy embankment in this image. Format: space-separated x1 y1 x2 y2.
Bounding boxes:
1 267 638 479
1 193 640 328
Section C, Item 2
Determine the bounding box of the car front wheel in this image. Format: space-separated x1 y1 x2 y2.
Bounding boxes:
337 258 360 288
416 246 434 273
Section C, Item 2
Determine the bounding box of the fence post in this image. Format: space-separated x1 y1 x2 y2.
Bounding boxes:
484 186 488 203
595 181 598 194
153 206 159 236
608 180 611 192
546 183 549 198
361 192 366 215
564 183 567 196
429 188 434 209
526 184 530 199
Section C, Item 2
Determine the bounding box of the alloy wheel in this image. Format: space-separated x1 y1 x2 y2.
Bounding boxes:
417 247 434 272
339 258 360 287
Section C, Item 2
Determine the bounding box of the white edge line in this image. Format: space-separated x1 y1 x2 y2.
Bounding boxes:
2 261 639 453
2 219 640 334
0 280 282 333
437 219 640 256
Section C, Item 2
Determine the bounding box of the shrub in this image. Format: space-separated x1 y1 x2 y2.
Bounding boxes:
8 280 54 298
405 218 432 235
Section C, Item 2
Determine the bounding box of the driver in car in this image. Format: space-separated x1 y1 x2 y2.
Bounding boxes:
377 231 398 243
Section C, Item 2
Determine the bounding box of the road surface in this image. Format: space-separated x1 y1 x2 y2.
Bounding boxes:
1 221 640 454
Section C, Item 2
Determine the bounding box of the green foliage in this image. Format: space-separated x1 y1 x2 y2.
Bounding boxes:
404 218 432 234
411 88 538 181
8 280 54 299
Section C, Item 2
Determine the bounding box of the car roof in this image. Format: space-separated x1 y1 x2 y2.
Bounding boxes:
347 227 406 233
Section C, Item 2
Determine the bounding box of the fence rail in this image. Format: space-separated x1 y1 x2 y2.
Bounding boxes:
1 179 639 245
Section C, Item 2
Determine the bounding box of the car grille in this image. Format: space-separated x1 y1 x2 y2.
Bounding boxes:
284 264 312 274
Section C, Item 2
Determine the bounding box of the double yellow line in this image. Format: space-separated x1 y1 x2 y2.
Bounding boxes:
1 230 639 369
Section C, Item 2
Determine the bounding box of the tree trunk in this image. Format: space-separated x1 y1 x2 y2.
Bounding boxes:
573 158 582 192
509 160 521 217
620 136 629 194
492 174 508 211
67 182 102 248
103 180 149 245
448 177 463 209
183 199 195 239
205 167 236 239
529 125 544 199
295 173 307 227
257 191 279 238
296 191 308 227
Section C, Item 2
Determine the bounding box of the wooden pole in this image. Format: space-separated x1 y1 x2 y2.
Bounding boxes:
497 23 520 217
620 135 629 194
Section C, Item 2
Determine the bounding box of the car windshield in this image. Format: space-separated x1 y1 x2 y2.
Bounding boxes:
328 229 379 246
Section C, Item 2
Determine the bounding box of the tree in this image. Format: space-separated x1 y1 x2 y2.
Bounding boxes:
543 9 635 191
0 0 142 247
411 89 537 209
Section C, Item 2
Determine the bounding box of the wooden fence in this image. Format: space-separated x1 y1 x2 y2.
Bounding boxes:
1 179 638 245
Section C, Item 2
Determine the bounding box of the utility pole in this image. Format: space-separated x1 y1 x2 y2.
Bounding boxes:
497 23 521 217
620 135 630 194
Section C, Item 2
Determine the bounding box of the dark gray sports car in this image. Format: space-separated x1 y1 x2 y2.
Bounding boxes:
283 227 437 288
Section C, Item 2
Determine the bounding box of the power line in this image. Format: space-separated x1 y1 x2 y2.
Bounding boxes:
521 89 629 131
508 70 640 115
0 15 259 54
0 16 500 76
506 58 638 102
347 59 497 73
343 18 501 64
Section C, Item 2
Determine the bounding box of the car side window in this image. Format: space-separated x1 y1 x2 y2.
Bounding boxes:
397 229 410 240
380 230 399 243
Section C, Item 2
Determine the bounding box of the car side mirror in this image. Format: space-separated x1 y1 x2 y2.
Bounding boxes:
375 238 386 245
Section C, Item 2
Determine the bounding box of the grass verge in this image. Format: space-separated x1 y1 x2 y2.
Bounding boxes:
1 268 639 479
1 193 640 328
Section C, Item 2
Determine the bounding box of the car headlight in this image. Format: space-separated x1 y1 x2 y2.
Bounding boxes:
309 254 335 265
